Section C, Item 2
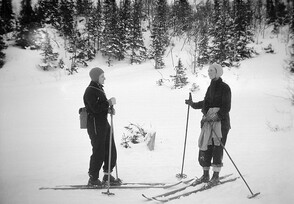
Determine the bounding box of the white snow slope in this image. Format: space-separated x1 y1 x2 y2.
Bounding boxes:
1 30 294 204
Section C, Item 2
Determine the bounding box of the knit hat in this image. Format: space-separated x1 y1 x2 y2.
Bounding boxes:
210 63 223 78
89 67 104 82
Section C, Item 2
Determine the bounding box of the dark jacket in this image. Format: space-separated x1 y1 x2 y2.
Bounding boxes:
191 78 231 130
83 81 110 122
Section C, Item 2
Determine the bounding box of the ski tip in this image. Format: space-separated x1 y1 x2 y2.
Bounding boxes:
152 197 166 203
142 194 151 200
248 192 260 199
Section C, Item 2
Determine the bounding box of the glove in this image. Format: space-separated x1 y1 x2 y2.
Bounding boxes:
108 97 116 106
108 107 116 115
185 99 193 106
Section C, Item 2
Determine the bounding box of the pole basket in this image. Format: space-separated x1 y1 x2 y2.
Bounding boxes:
176 173 187 179
248 192 260 199
102 191 115 196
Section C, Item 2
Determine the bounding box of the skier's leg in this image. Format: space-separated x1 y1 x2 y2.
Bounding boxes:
87 117 107 184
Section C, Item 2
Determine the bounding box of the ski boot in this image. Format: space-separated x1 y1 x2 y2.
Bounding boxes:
192 170 210 186
102 174 122 186
88 175 102 186
206 171 220 188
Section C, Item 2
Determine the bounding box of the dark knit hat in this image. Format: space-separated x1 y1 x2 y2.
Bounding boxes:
89 67 104 82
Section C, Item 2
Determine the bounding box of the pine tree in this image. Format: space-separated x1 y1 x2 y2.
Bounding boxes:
266 0 276 24
232 0 254 62
39 31 59 70
252 0 266 42
209 0 233 64
171 0 193 36
0 24 7 68
35 0 59 27
119 0 132 55
16 0 40 49
193 1 211 67
101 0 124 66
171 58 188 89
275 0 287 26
291 2 294 34
76 0 93 16
129 0 147 64
150 0 169 69
59 0 75 39
87 0 102 52
0 0 14 34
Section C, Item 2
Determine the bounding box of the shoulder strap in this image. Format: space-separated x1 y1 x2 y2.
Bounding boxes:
89 85 105 93
88 86 107 98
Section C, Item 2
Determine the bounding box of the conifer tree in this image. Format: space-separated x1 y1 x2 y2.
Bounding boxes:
209 0 233 64
129 0 147 64
0 18 7 68
76 0 93 16
266 0 276 24
59 0 75 39
171 0 193 36
16 0 40 48
150 0 169 69
171 58 188 89
87 0 103 52
291 3 294 34
35 0 59 27
119 0 132 55
0 0 14 34
192 1 211 67
39 31 59 70
252 0 266 42
275 0 287 26
101 0 124 66
232 0 254 61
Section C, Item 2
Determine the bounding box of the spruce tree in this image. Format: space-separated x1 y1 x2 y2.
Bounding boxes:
101 0 124 66
266 0 276 24
291 3 294 34
16 0 40 49
35 0 59 27
129 0 147 64
171 58 188 89
0 20 7 68
59 0 75 39
87 0 102 52
39 31 59 70
232 0 254 61
119 0 132 54
193 2 211 67
0 0 14 34
252 0 266 42
171 0 192 36
209 0 232 64
76 0 93 16
150 0 169 69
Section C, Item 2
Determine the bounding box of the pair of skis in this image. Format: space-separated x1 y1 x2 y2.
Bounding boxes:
142 174 239 202
39 178 194 190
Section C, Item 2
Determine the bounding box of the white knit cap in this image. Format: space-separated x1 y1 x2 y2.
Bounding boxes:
210 63 223 78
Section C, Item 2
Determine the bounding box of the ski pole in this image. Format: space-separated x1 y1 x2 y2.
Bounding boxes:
176 92 192 179
208 122 260 199
102 106 115 196
111 116 122 184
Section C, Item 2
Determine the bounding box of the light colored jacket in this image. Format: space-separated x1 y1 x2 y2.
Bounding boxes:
198 108 222 151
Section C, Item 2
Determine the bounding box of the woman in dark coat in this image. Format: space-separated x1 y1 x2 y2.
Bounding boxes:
185 63 231 187
83 67 117 186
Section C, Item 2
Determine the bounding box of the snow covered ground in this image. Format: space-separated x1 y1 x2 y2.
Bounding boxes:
1 30 294 204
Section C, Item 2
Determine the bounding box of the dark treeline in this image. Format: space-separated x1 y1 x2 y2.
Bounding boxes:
0 0 293 70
